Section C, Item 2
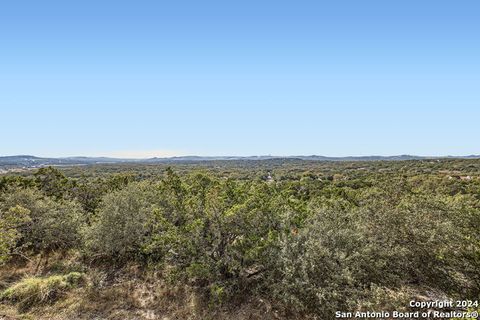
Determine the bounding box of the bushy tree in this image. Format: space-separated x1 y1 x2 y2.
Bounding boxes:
1 188 85 254
0 206 30 264
144 176 286 302
272 189 480 317
83 182 155 262
34 166 70 199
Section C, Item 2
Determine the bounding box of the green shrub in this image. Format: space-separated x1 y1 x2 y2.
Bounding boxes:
0 205 30 264
83 182 155 262
272 192 480 317
0 188 85 254
144 178 286 304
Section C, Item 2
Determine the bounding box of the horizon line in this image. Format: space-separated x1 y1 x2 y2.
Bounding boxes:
2 153 480 160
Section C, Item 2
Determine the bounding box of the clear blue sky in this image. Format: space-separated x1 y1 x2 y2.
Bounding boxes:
1 0 479 158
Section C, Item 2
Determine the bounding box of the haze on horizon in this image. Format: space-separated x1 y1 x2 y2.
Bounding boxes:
1 1 479 158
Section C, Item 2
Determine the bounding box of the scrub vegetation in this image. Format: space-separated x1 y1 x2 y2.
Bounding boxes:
0 159 479 319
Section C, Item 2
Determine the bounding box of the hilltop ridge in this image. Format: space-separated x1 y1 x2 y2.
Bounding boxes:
1 154 480 170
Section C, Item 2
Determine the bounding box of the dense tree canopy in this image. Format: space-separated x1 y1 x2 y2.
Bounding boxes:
0 161 479 318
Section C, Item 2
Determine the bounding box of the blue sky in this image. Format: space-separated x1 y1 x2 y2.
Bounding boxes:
1 0 479 157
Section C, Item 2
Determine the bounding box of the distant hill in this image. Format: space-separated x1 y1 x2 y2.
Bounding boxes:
1 154 480 171
0 155 131 170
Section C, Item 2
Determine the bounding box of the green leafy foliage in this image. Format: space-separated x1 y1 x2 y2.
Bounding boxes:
0 205 30 264
0 188 85 254
0 160 479 317
83 182 155 262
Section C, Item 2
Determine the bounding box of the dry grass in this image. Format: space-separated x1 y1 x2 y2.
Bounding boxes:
0 256 300 320
1 272 84 312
